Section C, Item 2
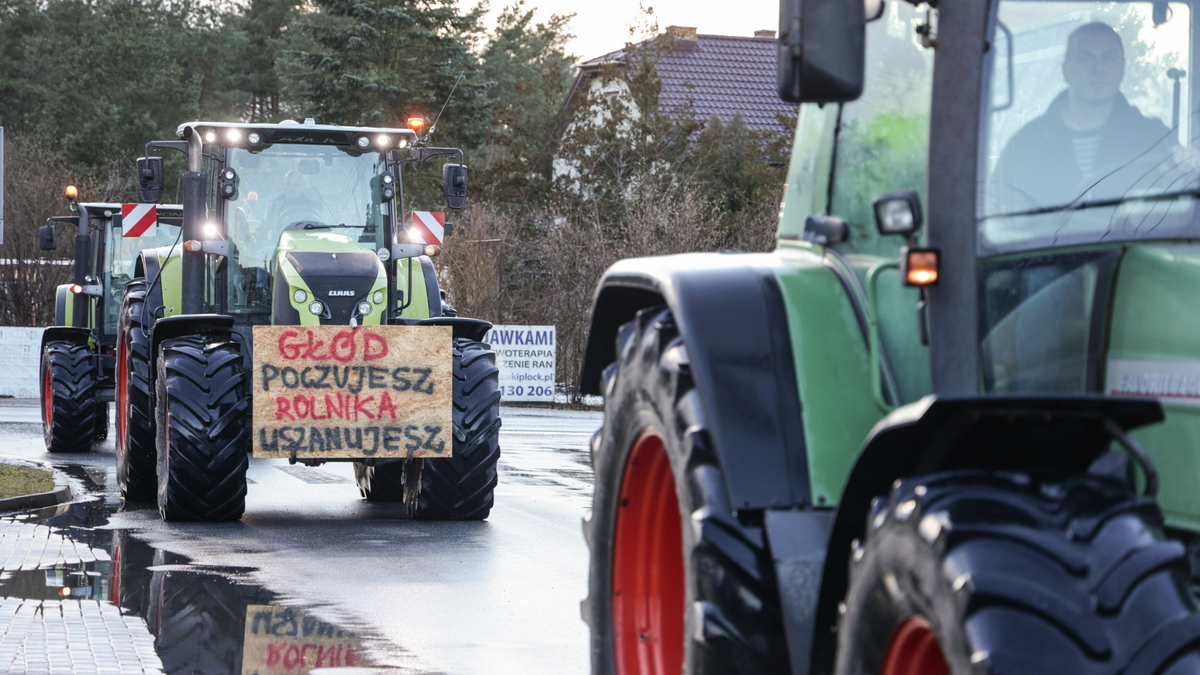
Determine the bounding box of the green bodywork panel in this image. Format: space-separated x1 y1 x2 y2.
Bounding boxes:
394 257 432 319
771 241 930 506
272 230 389 326
142 245 184 317
1108 245 1200 531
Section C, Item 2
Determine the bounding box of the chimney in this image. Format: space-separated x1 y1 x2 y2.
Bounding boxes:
755 29 776 38
666 26 698 41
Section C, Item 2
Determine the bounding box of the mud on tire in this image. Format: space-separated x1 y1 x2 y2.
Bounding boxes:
583 306 791 675
836 471 1200 675
412 337 501 521
156 334 249 522
117 279 157 500
41 339 100 454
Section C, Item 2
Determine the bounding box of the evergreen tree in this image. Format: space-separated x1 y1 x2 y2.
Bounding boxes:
286 0 492 149
475 1 576 201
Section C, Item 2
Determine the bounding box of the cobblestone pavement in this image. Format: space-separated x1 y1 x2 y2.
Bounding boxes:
0 597 163 674
0 515 164 675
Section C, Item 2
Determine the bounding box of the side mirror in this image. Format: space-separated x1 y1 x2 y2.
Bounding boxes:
137 157 165 203
38 224 58 251
777 0 866 103
443 164 467 210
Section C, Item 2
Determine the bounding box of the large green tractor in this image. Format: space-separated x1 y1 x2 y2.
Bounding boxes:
115 119 500 522
37 191 182 453
580 0 1200 673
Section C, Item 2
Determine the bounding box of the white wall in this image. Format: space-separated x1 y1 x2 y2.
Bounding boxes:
0 328 42 398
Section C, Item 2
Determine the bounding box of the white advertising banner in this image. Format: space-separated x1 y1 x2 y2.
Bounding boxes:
483 325 556 402
0 328 43 399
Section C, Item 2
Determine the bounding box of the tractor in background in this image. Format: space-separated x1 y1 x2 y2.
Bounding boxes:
37 189 181 453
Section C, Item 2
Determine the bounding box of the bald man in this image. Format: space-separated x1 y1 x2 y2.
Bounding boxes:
991 22 1175 212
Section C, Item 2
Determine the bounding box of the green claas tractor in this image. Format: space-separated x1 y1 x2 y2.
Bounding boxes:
579 0 1200 673
37 190 182 453
115 119 500 523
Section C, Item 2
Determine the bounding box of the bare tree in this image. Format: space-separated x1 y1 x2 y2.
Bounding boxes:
0 132 100 326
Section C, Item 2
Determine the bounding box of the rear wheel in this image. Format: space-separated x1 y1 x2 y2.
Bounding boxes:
116 279 156 500
583 306 790 675
836 471 1200 675
156 334 249 522
41 340 99 454
412 338 501 520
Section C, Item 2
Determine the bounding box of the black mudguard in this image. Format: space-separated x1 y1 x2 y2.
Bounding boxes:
150 315 237 364
580 253 809 511
41 326 92 351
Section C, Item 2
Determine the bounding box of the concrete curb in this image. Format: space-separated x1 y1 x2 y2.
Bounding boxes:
0 459 73 512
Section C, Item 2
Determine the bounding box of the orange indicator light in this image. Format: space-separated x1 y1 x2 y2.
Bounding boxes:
903 249 940 287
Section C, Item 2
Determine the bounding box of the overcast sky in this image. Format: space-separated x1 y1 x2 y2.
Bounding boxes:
484 0 779 63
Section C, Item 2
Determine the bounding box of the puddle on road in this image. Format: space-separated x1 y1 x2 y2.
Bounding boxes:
0 495 402 674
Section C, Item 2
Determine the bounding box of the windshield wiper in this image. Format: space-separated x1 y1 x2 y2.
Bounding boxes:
989 186 1200 219
302 223 366 230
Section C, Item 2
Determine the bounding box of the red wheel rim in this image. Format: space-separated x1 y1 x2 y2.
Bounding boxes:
43 367 53 429
612 430 684 675
882 617 949 675
116 334 128 455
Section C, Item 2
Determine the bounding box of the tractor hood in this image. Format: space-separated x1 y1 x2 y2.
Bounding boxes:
272 230 387 326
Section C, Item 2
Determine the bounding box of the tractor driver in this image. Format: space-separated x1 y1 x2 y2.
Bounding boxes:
265 170 330 229
990 22 1179 213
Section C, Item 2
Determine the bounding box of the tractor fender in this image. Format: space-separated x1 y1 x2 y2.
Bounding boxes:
580 252 809 510
149 315 237 366
415 317 492 342
801 394 1165 675
41 326 92 351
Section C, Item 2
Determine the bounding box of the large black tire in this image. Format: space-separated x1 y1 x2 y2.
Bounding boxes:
583 306 790 675
411 337 502 520
116 279 157 500
836 471 1200 675
40 339 100 454
155 334 250 522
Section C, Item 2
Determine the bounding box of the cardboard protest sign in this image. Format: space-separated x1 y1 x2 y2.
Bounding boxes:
251 325 452 459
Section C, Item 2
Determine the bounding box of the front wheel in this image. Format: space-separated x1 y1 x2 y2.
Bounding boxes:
41 340 100 454
836 471 1200 675
156 334 249 522
411 338 501 520
583 306 791 675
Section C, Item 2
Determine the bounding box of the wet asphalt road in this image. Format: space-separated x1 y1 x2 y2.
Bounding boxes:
0 399 602 675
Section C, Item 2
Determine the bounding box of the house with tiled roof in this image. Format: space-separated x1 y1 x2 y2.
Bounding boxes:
561 26 794 134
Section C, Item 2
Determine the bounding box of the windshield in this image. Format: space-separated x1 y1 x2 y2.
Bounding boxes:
103 217 181 335
224 145 390 317
979 0 1195 254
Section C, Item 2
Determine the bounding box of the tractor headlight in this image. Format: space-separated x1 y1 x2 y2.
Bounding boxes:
248 131 262 145
308 300 325 316
355 136 371 150
357 301 372 316
293 289 307 303
372 290 384 304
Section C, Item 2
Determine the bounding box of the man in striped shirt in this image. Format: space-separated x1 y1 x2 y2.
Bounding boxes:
990 22 1176 213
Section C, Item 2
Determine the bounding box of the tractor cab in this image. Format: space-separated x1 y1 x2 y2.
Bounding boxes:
134 119 465 332
780 0 1200 531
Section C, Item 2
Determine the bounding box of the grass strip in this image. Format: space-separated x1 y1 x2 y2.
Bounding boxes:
0 464 54 499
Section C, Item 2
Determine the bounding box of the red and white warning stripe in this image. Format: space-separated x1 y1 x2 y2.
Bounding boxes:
409 211 445 245
121 204 158 238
